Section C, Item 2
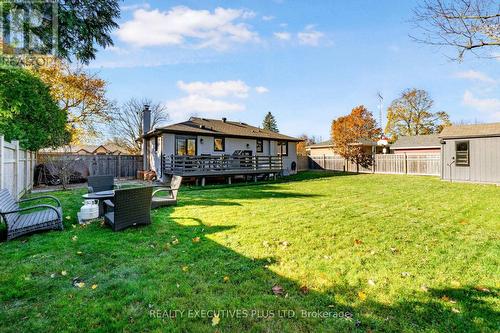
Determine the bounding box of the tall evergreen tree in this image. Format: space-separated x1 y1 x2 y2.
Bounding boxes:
262 112 279 132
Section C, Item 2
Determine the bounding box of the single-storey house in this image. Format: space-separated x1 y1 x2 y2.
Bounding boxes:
390 134 441 154
440 122 500 184
142 109 301 183
306 139 386 156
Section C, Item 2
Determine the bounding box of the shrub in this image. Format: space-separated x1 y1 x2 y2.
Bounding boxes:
0 65 69 150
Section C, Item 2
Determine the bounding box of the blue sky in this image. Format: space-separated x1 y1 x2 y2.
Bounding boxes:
88 0 500 140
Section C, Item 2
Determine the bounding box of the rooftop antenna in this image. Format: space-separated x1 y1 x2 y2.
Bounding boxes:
377 91 384 136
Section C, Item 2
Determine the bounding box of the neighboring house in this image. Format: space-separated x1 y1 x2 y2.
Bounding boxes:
142 112 301 183
306 139 385 156
390 134 441 154
41 144 130 155
440 122 500 184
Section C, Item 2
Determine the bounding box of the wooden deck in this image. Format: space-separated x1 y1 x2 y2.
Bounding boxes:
162 155 283 177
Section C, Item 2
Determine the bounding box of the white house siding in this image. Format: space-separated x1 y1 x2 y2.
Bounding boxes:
441 137 500 184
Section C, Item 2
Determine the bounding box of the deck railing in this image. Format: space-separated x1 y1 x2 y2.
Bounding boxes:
163 155 283 175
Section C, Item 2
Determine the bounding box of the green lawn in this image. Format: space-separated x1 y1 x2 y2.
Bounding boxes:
0 172 499 332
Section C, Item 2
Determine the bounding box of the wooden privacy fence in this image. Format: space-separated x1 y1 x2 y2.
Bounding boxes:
0 135 36 199
37 154 143 178
308 153 441 176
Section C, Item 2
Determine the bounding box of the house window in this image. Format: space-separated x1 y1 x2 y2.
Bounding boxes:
455 141 469 166
256 139 263 153
277 141 288 156
214 137 225 152
175 136 197 156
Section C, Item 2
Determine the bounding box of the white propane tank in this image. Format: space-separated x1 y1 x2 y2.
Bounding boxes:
80 199 99 220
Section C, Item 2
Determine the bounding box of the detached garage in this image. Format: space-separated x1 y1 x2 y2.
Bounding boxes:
440 122 500 184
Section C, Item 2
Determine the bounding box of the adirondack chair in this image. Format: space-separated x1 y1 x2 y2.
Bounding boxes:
0 189 63 241
151 175 183 209
103 186 152 232
87 175 116 193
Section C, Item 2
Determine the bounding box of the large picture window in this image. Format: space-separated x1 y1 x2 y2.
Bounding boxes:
214 137 225 152
277 141 288 156
455 141 469 166
176 136 196 156
256 139 263 153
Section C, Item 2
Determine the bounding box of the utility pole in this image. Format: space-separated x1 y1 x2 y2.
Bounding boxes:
377 92 384 135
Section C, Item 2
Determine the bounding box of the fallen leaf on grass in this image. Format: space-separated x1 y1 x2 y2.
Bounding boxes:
420 285 429 292
71 236 78 241
91 284 98 290
50 273 55 278
192 237 201 243
368 279 376 286
401 272 411 278
452 308 460 313
223 276 230 283
171 238 179 245
76 251 83 255
299 285 309 294
441 295 456 303
474 286 490 293
65 216 71 220
181 266 189 272
272 285 284 295
61 271 67 276
451 280 461 287
390 247 398 254
358 291 367 301
75 282 85 288
354 239 363 245
211 313 220 326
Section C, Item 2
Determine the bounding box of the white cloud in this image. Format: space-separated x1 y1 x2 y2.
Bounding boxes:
463 90 500 120
255 86 269 93
455 70 496 84
117 6 259 50
177 80 250 98
262 15 275 21
273 32 291 41
121 3 150 11
166 95 245 114
297 25 324 46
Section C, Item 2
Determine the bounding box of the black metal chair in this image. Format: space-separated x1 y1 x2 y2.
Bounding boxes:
103 187 152 232
87 175 116 193
151 175 183 209
0 189 63 241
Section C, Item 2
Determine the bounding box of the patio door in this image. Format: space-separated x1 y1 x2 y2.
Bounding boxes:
175 135 197 156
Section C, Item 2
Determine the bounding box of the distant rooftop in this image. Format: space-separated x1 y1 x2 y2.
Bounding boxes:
439 122 500 139
391 134 441 149
145 117 301 142
307 138 378 148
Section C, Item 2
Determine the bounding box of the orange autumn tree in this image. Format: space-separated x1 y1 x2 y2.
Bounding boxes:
25 57 111 143
331 105 381 170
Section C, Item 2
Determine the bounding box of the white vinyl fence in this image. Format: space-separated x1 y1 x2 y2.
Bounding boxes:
309 153 441 176
0 135 36 199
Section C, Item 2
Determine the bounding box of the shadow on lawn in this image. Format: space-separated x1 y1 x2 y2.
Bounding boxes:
131 214 499 332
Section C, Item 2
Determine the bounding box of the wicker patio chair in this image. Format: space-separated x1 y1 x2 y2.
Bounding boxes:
151 175 183 209
103 186 152 232
0 189 63 241
87 175 116 193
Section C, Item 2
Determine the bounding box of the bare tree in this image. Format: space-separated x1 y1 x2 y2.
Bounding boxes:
411 0 500 61
110 98 168 154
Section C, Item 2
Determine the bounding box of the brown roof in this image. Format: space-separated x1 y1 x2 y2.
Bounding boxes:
40 144 130 155
439 123 500 139
146 117 301 141
391 134 441 149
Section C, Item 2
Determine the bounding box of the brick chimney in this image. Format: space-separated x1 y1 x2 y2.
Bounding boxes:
142 104 151 170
